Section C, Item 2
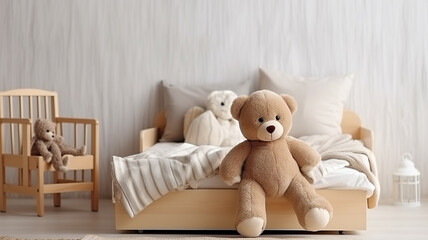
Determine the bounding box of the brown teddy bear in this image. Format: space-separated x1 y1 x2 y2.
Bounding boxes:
219 90 333 237
31 118 86 172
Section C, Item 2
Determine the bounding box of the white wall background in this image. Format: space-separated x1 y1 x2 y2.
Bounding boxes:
1 0 427 202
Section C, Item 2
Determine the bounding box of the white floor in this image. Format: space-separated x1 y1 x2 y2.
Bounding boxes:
0 198 427 239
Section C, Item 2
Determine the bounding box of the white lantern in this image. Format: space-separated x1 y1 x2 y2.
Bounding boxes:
393 153 421 207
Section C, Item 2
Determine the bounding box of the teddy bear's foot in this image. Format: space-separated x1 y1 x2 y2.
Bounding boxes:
304 208 331 231
236 217 264 237
58 166 68 172
79 145 87 155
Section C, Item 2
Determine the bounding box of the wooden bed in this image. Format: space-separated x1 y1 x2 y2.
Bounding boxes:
114 109 376 232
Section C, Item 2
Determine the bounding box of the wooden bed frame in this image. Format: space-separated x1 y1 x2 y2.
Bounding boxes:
115 109 376 232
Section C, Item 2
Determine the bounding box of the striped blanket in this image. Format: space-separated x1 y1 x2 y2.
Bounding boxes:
112 143 231 218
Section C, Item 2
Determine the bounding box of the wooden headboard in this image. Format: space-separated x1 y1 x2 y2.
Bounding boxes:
142 109 373 152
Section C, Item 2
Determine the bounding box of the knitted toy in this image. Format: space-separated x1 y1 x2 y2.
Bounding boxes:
30 118 86 172
184 90 244 146
219 90 333 237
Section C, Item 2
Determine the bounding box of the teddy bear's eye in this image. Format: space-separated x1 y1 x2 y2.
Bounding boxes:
276 115 280 120
221 102 225 106
258 117 264 123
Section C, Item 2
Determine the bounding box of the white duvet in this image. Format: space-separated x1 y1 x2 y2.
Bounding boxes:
112 134 379 218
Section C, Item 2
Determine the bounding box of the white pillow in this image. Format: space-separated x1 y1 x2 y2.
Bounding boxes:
259 68 353 137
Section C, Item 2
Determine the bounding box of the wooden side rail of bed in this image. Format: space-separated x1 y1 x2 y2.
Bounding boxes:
115 109 375 231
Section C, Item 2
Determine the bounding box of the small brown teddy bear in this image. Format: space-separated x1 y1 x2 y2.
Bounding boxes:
220 90 333 237
31 118 86 172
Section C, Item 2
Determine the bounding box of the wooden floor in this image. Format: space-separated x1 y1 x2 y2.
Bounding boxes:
0 198 427 239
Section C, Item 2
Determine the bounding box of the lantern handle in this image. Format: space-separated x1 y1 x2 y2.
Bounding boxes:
402 152 413 161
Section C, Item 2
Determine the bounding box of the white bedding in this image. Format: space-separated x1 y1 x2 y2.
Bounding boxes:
192 158 375 197
112 134 379 218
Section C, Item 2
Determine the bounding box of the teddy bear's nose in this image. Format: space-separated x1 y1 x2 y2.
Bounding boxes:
266 125 275 133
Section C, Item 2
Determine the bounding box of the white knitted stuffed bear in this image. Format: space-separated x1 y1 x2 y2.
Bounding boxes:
184 90 245 147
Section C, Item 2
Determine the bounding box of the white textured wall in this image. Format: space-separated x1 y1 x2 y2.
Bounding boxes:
1 0 427 201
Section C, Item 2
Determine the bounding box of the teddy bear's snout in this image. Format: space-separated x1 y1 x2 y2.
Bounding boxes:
266 125 275 133
258 120 283 141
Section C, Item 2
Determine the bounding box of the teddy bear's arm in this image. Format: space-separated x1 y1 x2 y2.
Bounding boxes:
287 136 326 183
219 140 251 186
34 140 53 162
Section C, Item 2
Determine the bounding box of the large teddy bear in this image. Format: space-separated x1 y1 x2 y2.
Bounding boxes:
184 90 245 147
31 118 86 172
219 89 333 237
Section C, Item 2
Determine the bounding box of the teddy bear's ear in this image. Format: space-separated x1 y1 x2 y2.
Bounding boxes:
281 94 297 114
230 95 248 120
34 118 42 128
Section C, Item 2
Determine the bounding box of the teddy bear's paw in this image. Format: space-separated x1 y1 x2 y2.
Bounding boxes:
304 207 330 231
237 217 264 237
45 155 52 163
302 162 326 184
224 176 241 186
79 145 87 155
